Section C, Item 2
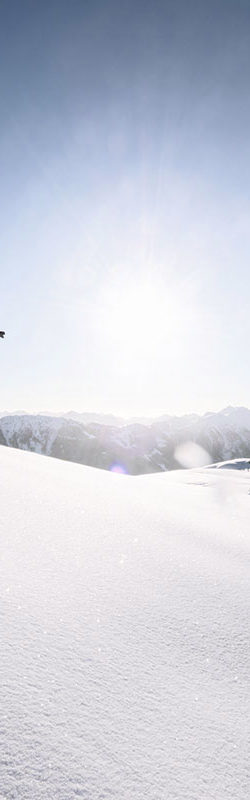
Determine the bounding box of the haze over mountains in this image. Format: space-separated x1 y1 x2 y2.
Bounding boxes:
1 406 250 473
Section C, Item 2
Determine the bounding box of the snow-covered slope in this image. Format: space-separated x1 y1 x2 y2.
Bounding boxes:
0 414 62 454
0 446 249 799
1 407 250 473
207 457 250 470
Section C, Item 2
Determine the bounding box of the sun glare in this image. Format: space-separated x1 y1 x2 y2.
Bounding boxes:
98 280 184 364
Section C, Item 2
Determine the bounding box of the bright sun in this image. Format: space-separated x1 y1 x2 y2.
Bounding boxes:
97 279 184 363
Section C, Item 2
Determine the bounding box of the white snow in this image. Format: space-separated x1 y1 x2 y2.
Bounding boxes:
0 446 249 799
207 457 250 470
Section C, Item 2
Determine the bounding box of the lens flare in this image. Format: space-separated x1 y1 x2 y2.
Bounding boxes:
174 441 212 468
110 463 127 474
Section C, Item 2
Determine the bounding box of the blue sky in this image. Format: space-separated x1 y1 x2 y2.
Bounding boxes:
1 0 250 416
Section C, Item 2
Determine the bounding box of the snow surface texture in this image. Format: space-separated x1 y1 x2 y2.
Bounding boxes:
0 446 249 799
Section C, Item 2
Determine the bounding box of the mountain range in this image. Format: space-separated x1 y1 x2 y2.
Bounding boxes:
1 406 250 473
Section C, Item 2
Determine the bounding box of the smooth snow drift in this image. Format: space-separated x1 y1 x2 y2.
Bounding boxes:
0 446 249 799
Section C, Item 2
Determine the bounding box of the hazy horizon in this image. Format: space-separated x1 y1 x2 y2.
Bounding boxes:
1 0 250 415
0 402 249 422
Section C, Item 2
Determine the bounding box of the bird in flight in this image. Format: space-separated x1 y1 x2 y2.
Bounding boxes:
0 332 5 339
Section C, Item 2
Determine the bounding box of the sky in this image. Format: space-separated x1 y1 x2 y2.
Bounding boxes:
1 0 250 417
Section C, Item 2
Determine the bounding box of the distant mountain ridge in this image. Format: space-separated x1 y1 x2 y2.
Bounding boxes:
0 409 155 426
0 406 250 474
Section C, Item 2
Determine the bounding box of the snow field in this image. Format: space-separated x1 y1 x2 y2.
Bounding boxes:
0 446 249 799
